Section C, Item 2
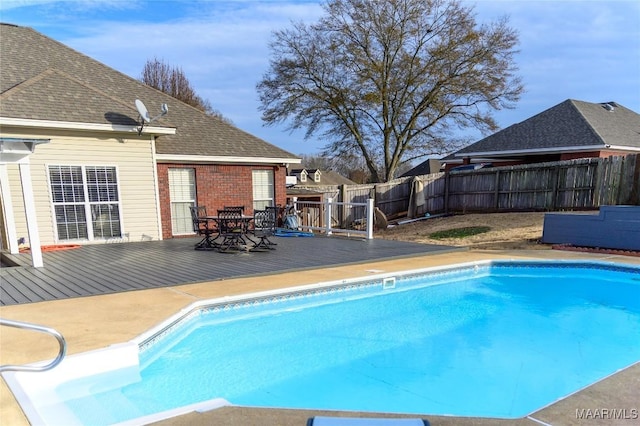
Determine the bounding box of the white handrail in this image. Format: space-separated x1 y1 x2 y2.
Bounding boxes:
0 318 66 373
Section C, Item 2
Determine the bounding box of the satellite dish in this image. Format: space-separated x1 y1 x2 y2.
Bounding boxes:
135 99 169 135
135 99 151 123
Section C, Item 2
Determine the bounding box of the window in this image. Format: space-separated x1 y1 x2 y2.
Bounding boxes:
49 165 122 241
168 168 196 235
252 170 274 210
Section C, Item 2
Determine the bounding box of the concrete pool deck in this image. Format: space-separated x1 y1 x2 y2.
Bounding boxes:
1 248 639 425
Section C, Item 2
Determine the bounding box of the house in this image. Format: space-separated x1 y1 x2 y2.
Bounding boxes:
443 99 640 169
288 168 356 187
286 168 357 204
0 23 300 265
290 168 320 184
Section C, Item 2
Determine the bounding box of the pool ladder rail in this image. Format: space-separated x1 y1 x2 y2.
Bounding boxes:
0 318 67 373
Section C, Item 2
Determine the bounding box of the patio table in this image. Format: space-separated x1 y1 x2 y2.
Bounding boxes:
206 215 256 252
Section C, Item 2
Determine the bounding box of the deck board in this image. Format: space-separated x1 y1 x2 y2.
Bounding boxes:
1 236 461 306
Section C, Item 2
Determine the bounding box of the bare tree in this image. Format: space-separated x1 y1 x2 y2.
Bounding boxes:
298 153 332 170
140 57 232 124
257 0 523 182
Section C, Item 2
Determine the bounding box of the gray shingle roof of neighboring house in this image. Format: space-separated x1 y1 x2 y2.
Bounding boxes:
399 159 442 177
453 99 640 158
290 168 357 186
0 23 299 161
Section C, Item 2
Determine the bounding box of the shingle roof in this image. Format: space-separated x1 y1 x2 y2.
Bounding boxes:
312 170 356 185
454 99 640 157
0 23 299 160
290 168 356 186
400 159 442 177
1 69 139 125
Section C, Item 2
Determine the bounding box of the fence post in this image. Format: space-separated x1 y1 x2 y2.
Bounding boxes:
325 197 333 235
551 165 560 210
493 170 500 211
340 184 348 227
631 154 640 205
367 198 374 240
444 171 450 214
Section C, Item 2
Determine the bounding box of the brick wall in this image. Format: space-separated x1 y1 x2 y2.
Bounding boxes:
157 163 288 239
560 150 635 160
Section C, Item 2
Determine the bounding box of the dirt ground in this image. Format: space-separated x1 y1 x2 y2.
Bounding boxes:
377 212 549 250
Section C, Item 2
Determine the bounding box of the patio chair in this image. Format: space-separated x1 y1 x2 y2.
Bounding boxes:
250 209 276 251
265 205 283 230
264 206 281 245
222 206 249 233
223 206 244 215
216 208 246 252
189 206 219 250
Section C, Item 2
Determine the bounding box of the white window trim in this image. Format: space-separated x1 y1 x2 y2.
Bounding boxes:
252 169 274 210
168 168 196 236
47 164 124 242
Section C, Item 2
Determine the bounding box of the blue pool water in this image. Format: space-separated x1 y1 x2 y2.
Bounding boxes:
57 261 640 424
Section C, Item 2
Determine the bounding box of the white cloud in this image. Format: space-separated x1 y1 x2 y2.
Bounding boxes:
0 0 57 10
52 2 322 138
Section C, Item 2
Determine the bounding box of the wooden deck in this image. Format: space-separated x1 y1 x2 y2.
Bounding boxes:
0 236 460 306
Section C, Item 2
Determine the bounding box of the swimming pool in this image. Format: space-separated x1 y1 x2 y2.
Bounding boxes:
4 260 640 425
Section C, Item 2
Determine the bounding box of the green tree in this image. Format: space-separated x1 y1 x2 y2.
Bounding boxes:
140 57 232 124
257 0 523 182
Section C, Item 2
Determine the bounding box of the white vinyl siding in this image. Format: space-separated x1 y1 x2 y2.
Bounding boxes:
168 168 196 235
252 169 274 210
5 129 161 245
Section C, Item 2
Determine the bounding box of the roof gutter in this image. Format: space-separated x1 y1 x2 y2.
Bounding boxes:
606 145 640 152
453 144 638 158
0 117 176 135
155 154 302 165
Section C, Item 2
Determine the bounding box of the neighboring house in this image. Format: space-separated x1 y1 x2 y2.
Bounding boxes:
399 159 442 177
0 23 300 264
286 168 357 204
288 168 356 187
442 99 640 169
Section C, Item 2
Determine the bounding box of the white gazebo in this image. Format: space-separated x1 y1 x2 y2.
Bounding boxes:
0 137 50 267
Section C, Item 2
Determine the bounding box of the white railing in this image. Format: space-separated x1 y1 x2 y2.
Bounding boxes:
289 198 374 239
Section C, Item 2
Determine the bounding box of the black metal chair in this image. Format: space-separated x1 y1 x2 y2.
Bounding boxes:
189 206 219 250
264 206 281 246
250 209 277 251
223 206 244 215
222 206 248 233
216 209 246 252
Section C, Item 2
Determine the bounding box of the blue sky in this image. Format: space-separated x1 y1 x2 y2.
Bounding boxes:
1 0 639 157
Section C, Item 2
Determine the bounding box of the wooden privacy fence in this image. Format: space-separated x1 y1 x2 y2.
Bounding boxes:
444 155 639 213
312 154 639 218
